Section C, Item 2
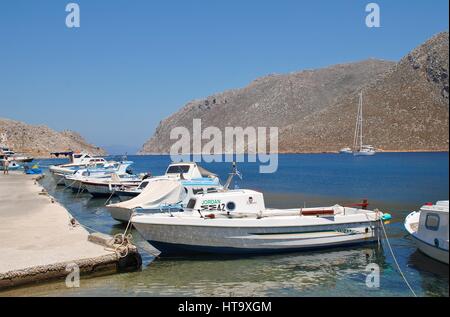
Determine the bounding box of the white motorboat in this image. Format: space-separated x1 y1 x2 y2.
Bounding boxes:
49 152 109 184
132 188 391 255
106 162 222 222
339 147 353 154
82 174 143 197
352 92 376 156
0 147 33 163
63 161 135 192
0 154 22 170
113 162 221 201
107 177 222 223
0 139 34 163
404 200 449 264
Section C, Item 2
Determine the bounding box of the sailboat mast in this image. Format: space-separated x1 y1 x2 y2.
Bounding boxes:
353 96 359 150
359 91 363 150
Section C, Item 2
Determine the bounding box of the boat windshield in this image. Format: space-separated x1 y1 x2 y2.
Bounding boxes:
166 165 191 174
138 181 149 189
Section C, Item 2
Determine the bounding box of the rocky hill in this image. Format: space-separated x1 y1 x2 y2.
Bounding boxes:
0 118 106 157
140 31 449 154
279 32 449 152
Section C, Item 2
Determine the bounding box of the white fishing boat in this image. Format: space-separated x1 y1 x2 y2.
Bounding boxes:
132 188 391 255
113 163 221 201
131 165 391 256
404 200 449 264
63 161 135 192
1 133 34 162
0 146 33 163
106 162 222 222
49 152 109 184
82 173 143 197
353 92 376 156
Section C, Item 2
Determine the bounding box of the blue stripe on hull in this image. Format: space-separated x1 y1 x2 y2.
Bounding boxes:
148 239 377 256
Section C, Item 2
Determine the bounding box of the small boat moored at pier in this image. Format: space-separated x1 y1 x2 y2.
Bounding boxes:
106 162 222 222
49 152 109 184
63 161 134 192
132 188 391 256
405 200 449 264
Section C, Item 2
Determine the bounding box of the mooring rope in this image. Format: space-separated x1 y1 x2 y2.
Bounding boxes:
104 189 116 206
63 179 78 190
378 214 417 297
69 216 133 259
75 180 86 198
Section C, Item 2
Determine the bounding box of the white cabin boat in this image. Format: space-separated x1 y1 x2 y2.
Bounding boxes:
63 161 134 192
404 201 449 264
49 153 109 184
106 162 221 222
0 135 34 163
132 189 390 255
0 146 34 163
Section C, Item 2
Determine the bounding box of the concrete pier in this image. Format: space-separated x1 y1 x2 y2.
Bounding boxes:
0 173 140 289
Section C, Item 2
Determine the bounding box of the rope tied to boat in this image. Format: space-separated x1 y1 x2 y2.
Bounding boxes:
110 232 133 258
75 179 85 197
104 187 117 205
375 209 418 297
105 210 136 258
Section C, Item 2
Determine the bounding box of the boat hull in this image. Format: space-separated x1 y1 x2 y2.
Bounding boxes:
404 211 449 265
84 183 114 197
411 234 449 264
63 178 85 192
133 220 380 256
0 165 21 171
353 151 375 156
115 190 140 201
51 172 69 185
148 239 377 255
109 207 134 223
8 156 34 163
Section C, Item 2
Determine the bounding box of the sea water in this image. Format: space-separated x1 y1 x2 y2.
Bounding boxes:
2 153 448 297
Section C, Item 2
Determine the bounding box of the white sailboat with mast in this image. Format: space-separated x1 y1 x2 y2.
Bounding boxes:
353 91 376 156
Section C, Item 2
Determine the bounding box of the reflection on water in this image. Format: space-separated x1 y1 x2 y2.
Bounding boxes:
2 246 385 297
1 155 448 297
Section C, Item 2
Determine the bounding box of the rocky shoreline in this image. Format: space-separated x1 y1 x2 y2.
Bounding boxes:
0 118 106 157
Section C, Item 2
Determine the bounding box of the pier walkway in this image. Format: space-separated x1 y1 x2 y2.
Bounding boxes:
0 173 133 289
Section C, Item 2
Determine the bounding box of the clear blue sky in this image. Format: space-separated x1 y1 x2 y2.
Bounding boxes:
0 0 448 151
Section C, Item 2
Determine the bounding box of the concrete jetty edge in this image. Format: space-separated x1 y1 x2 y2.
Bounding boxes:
0 172 141 291
0 253 119 289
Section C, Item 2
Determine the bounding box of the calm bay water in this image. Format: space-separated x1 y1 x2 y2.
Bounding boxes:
2 153 448 297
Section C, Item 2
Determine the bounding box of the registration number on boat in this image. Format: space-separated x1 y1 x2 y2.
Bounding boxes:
201 199 225 211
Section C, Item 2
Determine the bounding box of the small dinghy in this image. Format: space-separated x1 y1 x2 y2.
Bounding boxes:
405 201 449 264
